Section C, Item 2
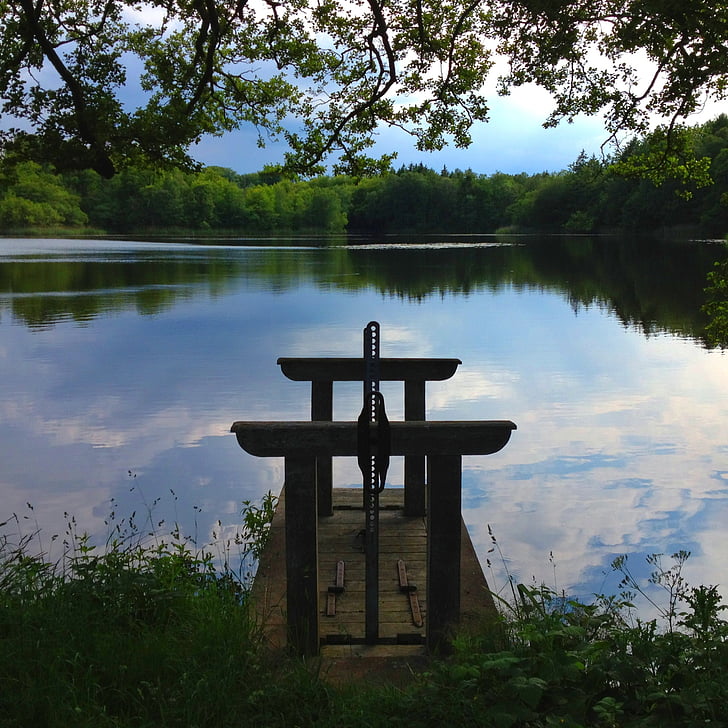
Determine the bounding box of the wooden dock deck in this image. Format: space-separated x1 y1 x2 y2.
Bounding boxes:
250 486 497 656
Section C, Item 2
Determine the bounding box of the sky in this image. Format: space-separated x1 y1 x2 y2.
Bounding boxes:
188 84 613 177
0 69 614 177
186 50 728 179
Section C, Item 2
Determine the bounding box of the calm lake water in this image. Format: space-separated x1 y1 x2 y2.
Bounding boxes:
1 234 726 609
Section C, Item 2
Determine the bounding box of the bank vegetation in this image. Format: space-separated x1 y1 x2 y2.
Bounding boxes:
1 497 727 727
2 116 728 239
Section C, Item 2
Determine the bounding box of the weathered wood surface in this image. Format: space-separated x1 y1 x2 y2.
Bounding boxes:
283 456 319 655
249 488 497 651
319 490 428 645
231 420 517 457
278 357 461 382
427 454 461 650
278 355 462 519
403 377 426 516
311 379 335 515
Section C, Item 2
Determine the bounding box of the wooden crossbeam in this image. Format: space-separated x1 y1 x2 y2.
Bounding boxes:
277 357 461 382
231 420 516 458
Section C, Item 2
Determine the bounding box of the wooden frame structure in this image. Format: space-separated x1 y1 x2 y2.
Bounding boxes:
277 357 462 518
231 418 516 655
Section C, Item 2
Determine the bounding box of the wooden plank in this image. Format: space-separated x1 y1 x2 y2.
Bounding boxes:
231 420 516 457
279 356 457 520
319 489 426 645
248 487 287 650
404 378 427 516
278 357 461 382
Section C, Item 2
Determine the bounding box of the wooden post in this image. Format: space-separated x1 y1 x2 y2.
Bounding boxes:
311 380 333 516
404 378 426 517
427 454 462 652
284 456 319 656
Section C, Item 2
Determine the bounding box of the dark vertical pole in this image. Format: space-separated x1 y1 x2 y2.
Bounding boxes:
404 378 426 517
364 443 379 644
426 454 462 653
284 456 319 656
311 380 333 517
363 322 380 644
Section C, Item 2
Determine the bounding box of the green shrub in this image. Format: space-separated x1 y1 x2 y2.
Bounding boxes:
1 504 726 727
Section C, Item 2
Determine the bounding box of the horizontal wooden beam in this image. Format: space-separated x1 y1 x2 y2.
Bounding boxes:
277 357 461 382
230 420 516 457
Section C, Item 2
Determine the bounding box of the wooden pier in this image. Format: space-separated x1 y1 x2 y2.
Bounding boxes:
249 486 497 656
231 326 516 658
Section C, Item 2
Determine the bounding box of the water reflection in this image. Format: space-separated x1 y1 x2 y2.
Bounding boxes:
1 235 725 343
1 236 726 612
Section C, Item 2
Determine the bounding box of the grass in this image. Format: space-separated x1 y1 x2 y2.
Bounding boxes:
1 499 727 727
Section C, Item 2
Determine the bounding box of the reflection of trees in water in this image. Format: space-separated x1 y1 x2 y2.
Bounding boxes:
1 237 725 344
346 237 727 345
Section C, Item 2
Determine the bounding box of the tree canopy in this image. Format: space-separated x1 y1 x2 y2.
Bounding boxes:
2 0 728 177
4 115 728 236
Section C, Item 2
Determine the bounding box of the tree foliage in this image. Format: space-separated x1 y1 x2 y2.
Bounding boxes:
703 259 728 348
0 160 88 226
2 115 728 236
1 0 728 177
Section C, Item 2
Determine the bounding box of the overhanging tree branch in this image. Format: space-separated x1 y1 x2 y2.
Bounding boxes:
2 0 727 178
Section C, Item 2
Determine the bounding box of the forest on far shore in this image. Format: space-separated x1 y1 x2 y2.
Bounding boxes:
2 115 728 238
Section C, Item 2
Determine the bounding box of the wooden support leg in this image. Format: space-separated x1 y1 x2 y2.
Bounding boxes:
311 380 333 517
284 456 319 656
426 454 462 653
404 379 426 517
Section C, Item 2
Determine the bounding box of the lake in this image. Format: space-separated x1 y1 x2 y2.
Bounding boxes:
1 234 726 610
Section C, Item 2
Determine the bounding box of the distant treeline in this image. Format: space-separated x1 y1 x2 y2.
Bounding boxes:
2 115 728 237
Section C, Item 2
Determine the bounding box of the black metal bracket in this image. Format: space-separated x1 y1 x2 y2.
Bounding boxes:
357 391 390 492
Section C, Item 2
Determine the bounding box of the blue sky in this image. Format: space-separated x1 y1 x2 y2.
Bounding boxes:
189 85 611 176
187 56 728 177
184 39 728 179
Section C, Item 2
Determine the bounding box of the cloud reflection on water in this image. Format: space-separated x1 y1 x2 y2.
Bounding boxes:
1 239 726 614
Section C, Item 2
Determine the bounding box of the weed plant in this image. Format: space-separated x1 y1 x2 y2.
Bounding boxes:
1 503 727 727
0 495 331 728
